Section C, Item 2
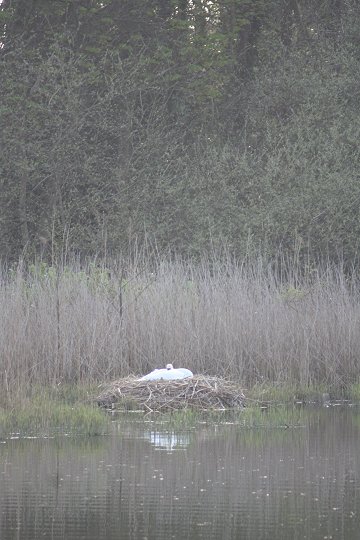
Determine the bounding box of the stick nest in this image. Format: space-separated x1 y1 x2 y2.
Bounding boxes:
96 375 246 412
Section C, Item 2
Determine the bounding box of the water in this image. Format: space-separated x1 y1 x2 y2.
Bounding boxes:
1 406 360 540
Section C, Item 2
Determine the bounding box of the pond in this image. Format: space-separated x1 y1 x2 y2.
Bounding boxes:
1 406 360 540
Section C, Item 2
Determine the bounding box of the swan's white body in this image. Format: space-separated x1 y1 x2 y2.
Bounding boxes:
139 364 193 381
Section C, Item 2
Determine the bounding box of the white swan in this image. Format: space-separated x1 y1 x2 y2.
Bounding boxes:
139 363 193 381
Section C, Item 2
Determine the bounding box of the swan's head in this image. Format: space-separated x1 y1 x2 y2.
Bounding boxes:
166 363 174 370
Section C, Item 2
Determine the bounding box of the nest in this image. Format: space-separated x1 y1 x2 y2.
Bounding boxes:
96 375 246 412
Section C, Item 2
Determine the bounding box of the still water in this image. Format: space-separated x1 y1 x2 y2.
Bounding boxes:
1 406 360 540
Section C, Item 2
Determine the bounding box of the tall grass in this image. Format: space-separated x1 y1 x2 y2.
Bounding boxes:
1 256 359 400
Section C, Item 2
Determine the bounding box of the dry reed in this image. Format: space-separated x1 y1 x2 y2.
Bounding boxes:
0 256 359 400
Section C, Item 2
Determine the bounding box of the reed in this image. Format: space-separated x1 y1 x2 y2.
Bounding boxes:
1 256 360 401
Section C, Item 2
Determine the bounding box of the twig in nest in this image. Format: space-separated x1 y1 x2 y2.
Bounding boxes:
96 375 246 412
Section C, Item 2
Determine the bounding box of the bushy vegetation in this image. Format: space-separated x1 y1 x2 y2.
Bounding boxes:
1 1 360 263
1 258 360 399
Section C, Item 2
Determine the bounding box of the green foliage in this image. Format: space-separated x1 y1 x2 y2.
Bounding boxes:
1 1 360 264
25 262 119 304
280 286 306 303
349 383 360 402
29 262 57 282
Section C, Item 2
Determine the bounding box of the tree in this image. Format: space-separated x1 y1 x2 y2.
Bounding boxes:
1 0 360 264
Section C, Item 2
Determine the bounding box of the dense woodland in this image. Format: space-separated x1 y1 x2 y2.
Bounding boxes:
1 1 360 264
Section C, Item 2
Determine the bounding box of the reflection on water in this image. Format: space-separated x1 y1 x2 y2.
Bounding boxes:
1 407 360 540
143 430 191 450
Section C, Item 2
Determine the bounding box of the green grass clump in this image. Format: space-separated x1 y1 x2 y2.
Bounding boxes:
0 387 110 437
160 409 201 428
144 405 305 430
247 384 298 403
246 383 333 404
238 405 305 429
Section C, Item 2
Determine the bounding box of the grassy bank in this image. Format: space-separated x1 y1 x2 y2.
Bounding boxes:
1 257 360 401
0 385 109 437
246 382 360 403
